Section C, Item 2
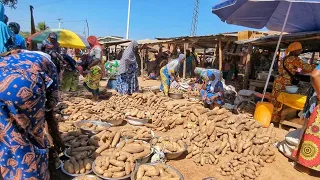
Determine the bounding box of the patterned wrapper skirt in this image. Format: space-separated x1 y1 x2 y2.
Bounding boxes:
297 105 320 171
116 64 138 95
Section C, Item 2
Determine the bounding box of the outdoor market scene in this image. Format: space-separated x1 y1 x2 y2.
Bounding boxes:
1 0 320 180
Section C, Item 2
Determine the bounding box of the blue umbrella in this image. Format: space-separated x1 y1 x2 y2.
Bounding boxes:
213 0 320 33
212 0 320 100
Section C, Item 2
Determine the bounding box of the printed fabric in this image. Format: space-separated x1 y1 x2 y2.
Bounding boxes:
271 56 316 122
297 105 320 171
200 81 224 105
116 63 138 95
160 66 170 96
84 65 102 91
0 51 59 180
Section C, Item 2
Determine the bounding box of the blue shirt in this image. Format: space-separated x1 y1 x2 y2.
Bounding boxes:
14 34 26 49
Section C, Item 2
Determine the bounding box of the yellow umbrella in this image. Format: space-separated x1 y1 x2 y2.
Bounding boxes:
29 29 90 49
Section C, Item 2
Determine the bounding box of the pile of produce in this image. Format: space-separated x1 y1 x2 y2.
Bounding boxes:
93 152 135 178
121 126 154 141
116 139 152 161
62 131 96 157
59 122 77 133
78 122 106 132
176 106 277 179
90 130 122 156
134 163 182 180
57 91 278 179
63 157 92 175
169 89 184 94
151 137 186 154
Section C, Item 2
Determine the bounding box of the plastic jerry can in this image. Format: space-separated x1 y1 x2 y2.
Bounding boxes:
254 102 274 128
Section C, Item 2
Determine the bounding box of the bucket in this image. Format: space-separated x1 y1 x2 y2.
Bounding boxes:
107 79 117 89
254 102 274 127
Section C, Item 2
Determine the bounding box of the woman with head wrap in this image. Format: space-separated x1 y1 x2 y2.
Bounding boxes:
0 47 64 180
41 32 61 74
271 42 316 122
116 40 139 95
8 22 26 49
200 70 224 108
160 54 186 96
82 36 104 100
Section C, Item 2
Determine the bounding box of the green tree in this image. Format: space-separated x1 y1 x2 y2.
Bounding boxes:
19 31 30 38
1 0 18 8
36 21 49 31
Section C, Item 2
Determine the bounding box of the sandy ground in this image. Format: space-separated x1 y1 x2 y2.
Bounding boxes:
54 78 319 180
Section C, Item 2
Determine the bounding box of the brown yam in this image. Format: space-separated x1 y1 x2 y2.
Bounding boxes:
83 159 91 170
112 171 126 178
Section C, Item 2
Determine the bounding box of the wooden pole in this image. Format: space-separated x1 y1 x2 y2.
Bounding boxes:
141 49 145 81
311 51 315 64
183 43 188 79
243 44 253 89
202 48 206 68
218 38 223 80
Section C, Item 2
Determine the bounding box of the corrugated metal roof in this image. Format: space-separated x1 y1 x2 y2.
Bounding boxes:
236 31 320 45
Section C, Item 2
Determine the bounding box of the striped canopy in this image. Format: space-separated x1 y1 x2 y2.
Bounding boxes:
27 29 90 49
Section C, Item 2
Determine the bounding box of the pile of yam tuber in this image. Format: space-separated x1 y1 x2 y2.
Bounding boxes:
116 139 152 161
64 157 92 175
134 163 181 180
151 137 186 154
93 152 135 178
175 105 277 179
62 131 96 157
90 130 122 157
121 126 154 141
79 122 106 132
59 122 77 133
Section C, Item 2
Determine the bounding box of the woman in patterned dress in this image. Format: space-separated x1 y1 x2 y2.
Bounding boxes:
116 41 139 95
200 70 224 109
0 49 65 179
83 36 104 101
160 54 186 96
271 42 316 122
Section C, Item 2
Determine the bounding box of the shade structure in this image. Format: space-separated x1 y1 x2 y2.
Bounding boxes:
212 0 320 101
28 29 90 49
212 0 320 33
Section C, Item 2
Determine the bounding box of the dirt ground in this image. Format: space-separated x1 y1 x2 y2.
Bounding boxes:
55 78 319 180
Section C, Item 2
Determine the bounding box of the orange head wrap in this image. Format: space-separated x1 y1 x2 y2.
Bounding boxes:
285 42 302 55
87 36 100 47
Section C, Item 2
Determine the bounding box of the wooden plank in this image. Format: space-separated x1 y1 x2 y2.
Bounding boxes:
243 44 253 89
280 120 302 129
219 38 222 80
183 43 188 79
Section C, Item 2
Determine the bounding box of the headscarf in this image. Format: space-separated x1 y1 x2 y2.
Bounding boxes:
49 32 58 40
285 42 302 55
87 36 100 47
0 4 12 53
8 22 20 34
118 40 138 75
205 69 220 89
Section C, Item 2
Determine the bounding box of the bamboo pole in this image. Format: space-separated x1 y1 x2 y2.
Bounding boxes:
218 38 223 80
243 44 253 89
183 43 188 79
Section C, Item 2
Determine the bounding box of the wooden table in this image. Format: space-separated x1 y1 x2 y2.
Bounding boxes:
248 79 273 91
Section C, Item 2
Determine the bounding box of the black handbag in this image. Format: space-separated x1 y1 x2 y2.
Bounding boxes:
282 56 300 85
